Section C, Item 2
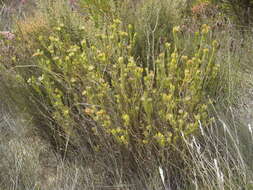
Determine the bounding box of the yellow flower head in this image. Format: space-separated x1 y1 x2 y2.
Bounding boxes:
173 26 180 34
212 40 219 48
201 24 210 34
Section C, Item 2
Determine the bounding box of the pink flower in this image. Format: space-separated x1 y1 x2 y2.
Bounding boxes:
0 31 15 40
69 0 77 4
69 0 78 10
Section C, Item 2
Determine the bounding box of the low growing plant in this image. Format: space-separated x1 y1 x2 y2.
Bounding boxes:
5 19 220 157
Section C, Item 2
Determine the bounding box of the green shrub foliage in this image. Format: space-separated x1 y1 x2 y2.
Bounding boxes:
6 18 219 154
194 0 253 25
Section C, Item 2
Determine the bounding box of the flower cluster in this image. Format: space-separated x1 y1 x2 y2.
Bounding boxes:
0 31 15 40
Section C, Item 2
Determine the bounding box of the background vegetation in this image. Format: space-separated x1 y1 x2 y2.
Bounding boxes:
0 0 253 189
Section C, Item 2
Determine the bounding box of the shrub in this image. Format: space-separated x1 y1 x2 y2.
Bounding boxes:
3 15 220 156
1 0 235 188
220 0 253 25
119 0 186 65
193 0 253 26
1 0 252 189
2 15 222 188
78 0 118 23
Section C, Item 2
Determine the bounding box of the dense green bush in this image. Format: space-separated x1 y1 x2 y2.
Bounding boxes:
218 0 253 25
123 0 190 67
193 0 253 25
1 14 220 153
